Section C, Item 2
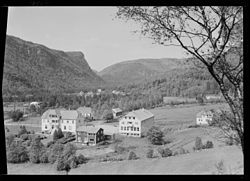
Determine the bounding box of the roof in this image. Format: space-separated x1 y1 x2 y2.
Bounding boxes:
77 107 92 114
124 108 154 122
41 109 79 119
77 126 102 133
112 108 122 113
196 110 213 117
60 110 79 120
95 124 119 135
41 109 58 119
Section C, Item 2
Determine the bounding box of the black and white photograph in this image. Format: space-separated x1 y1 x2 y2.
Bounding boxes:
1 6 244 175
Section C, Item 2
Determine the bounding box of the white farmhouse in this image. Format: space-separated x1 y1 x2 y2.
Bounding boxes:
119 108 154 137
196 110 213 125
41 109 85 134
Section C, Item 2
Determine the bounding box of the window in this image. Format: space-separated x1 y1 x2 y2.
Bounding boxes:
129 117 131 119
125 116 127 119
52 125 54 129
121 126 123 130
45 125 47 129
67 121 69 123
137 127 139 131
90 139 94 141
128 121 132 124
134 127 136 131
124 127 126 131
72 120 74 124
133 117 135 119
64 126 66 130
127 127 129 130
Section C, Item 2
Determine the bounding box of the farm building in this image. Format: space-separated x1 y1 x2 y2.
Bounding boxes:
41 109 85 134
76 126 104 146
30 101 41 108
163 96 197 104
205 94 222 101
77 107 93 119
112 108 123 119
196 110 214 125
119 108 154 137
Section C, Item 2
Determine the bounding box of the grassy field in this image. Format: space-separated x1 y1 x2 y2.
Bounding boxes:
7 145 243 175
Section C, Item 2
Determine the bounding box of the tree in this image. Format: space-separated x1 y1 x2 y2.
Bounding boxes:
7 141 29 163
28 137 46 163
53 128 64 141
18 125 28 137
102 110 113 122
147 126 164 145
8 110 24 122
116 6 243 152
193 136 203 151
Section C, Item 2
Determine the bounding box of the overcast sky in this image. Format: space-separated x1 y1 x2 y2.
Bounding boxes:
7 7 187 71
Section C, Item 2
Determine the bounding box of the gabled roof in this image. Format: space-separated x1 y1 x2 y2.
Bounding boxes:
77 107 92 114
41 109 59 119
60 110 79 120
124 108 154 122
196 110 213 117
112 108 122 113
77 126 102 133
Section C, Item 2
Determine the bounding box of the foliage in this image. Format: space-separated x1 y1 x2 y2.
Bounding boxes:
40 151 49 163
48 142 64 164
128 151 138 160
17 125 28 137
178 147 186 155
6 134 15 148
8 110 24 122
157 147 172 157
28 137 46 163
193 137 203 151
20 134 29 141
146 149 154 158
53 128 64 141
7 141 29 163
76 154 87 164
205 141 214 149
46 141 55 148
147 126 164 145
114 144 127 154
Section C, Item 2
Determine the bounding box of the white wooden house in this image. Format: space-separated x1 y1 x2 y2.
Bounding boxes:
196 110 213 125
41 109 85 134
119 108 154 137
112 108 123 119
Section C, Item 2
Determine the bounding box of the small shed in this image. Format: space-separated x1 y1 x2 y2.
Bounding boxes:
196 110 213 125
76 126 104 146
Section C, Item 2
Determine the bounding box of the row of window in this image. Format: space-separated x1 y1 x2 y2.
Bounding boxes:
44 125 72 130
121 121 138 125
121 133 140 136
43 119 76 124
121 126 139 131
124 116 135 120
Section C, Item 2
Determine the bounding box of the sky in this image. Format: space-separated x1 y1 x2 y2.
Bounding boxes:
7 7 187 71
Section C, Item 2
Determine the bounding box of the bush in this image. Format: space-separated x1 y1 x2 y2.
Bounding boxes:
7 142 29 163
53 128 64 141
76 154 87 164
193 137 203 151
114 144 127 154
28 137 46 163
128 151 138 160
173 151 178 156
205 141 214 149
46 141 55 148
48 142 64 164
6 134 15 148
147 126 164 145
17 125 28 137
8 110 24 122
40 151 49 163
20 134 29 141
146 149 154 158
157 147 172 157
178 147 186 155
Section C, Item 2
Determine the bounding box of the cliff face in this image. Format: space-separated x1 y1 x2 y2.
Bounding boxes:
3 35 104 94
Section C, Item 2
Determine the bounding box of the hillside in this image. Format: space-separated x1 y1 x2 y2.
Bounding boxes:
98 58 207 85
3 35 105 95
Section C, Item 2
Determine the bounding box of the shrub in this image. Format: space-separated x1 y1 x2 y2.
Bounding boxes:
6 134 15 148
173 151 178 156
46 141 55 148
40 151 49 163
17 125 28 137
146 149 154 158
53 128 64 141
157 147 172 157
48 142 64 164
128 151 138 160
76 154 87 164
114 144 126 154
20 134 29 141
28 137 46 163
147 126 164 145
8 110 24 122
7 142 29 163
193 137 203 151
178 147 186 155
205 141 214 149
